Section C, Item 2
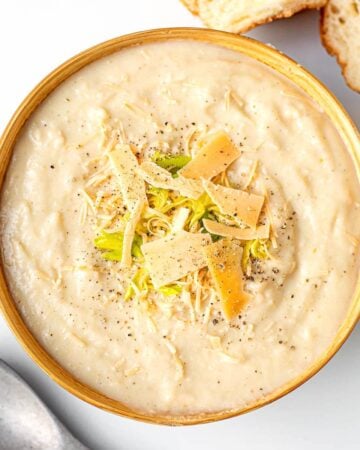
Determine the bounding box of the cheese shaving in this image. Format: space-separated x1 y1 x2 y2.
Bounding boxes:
264 194 278 249
108 143 147 212
179 130 240 180
141 230 211 288
203 302 212 325
79 189 96 214
194 271 202 315
203 219 270 240
243 160 258 189
203 179 264 228
164 340 177 355
121 200 144 268
79 202 88 225
182 289 195 323
172 207 190 232
204 239 251 320
138 161 203 199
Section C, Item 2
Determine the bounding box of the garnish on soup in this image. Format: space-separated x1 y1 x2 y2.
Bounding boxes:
91 131 273 319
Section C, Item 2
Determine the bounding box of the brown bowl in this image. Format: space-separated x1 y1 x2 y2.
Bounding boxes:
0 28 359 426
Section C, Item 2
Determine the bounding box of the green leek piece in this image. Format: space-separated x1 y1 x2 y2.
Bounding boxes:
94 231 123 251
188 193 214 229
147 186 169 210
250 239 270 259
152 151 191 174
124 267 150 300
131 233 143 259
94 230 143 261
158 284 182 296
241 239 270 272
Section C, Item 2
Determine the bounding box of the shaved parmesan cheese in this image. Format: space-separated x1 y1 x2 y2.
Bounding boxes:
141 230 211 288
207 335 245 363
182 289 196 323
243 159 258 189
108 144 147 212
172 207 190 232
203 239 251 320
203 219 269 240
203 180 264 228
121 200 144 268
264 192 278 248
79 189 96 214
179 131 240 180
138 161 203 199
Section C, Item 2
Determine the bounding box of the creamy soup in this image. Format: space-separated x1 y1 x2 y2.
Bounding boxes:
1 40 359 416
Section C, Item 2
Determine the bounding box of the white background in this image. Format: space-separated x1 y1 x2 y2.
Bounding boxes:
0 1 359 449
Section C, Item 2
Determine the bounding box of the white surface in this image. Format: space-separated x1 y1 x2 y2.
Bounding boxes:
0 1 359 449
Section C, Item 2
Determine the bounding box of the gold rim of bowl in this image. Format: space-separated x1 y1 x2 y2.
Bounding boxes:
0 28 359 426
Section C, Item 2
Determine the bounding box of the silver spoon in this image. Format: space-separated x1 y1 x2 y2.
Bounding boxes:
0 359 88 450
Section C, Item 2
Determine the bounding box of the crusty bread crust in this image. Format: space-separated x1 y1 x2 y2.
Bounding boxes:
180 0 327 34
236 1 327 33
180 0 199 14
320 1 360 93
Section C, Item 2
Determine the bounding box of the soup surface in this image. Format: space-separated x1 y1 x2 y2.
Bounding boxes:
1 40 359 416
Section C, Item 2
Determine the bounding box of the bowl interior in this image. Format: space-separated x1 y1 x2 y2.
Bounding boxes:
0 28 359 425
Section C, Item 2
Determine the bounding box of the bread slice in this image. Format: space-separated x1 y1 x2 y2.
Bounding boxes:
321 0 360 93
181 0 199 14
181 0 327 33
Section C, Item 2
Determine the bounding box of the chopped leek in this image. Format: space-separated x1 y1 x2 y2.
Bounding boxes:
147 191 218 231
94 231 123 251
94 230 143 261
124 285 133 301
101 250 123 261
200 210 216 225
124 272 183 300
152 151 191 174
241 239 270 272
187 193 214 229
160 195 188 214
124 267 149 300
250 239 270 259
131 233 143 259
241 241 252 272
200 211 221 241
147 186 169 210
158 284 182 296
